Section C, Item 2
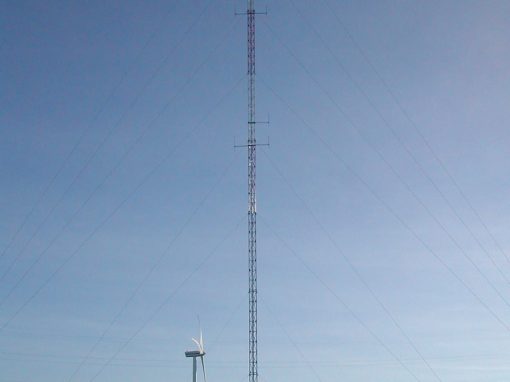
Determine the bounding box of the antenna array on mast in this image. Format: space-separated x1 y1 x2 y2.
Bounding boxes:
247 2 258 382
236 2 266 381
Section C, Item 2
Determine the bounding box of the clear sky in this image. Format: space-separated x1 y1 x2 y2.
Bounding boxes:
1 1 510 381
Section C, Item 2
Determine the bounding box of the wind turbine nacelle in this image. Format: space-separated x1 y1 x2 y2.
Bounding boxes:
185 350 205 358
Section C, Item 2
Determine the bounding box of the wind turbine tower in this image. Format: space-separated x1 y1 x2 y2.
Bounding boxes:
185 331 207 382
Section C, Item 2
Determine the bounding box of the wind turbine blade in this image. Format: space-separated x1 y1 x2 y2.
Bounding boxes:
200 329 204 350
192 337 201 351
200 356 207 382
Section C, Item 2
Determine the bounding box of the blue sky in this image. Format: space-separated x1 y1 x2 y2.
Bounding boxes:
1 1 510 381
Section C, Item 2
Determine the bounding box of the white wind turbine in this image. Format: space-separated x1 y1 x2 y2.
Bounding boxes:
185 329 207 382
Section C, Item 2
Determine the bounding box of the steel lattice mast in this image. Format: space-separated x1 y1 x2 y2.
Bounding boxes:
247 1 258 382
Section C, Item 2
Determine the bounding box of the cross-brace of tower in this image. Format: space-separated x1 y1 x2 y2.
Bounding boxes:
247 1 258 382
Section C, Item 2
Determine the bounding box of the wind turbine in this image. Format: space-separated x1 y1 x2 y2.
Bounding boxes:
185 330 207 382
